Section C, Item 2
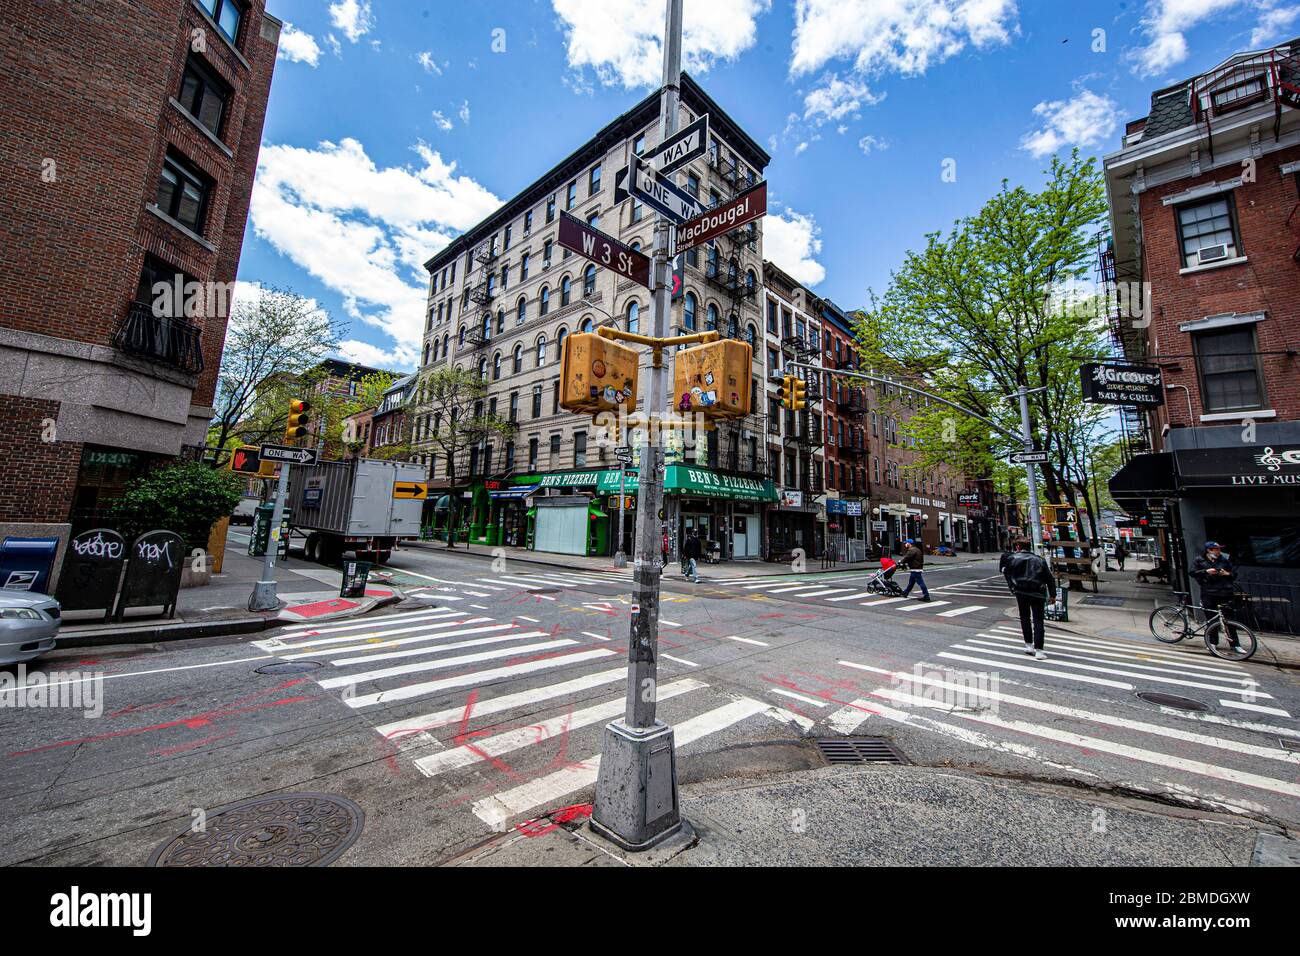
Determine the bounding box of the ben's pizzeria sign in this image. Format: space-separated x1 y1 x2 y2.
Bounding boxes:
1080 363 1164 407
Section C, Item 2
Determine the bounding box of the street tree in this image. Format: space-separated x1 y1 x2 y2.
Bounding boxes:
852 150 1113 533
417 365 518 547
207 287 341 465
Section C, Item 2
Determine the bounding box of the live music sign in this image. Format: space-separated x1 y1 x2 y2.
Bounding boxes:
557 212 651 288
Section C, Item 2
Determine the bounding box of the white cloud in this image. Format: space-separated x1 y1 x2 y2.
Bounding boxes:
325 34 343 57
432 111 453 132
551 0 770 88
791 0 1018 78
458 100 471 124
803 74 885 124
795 141 809 154
1131 0 1264 76
857 134 889 154
277 23 321 67
1252 1 1300 44
1020 88 1118 158
329 0 374 43
836 124 848 135
417 51 444 75
764 209 826 286
249 138 500 367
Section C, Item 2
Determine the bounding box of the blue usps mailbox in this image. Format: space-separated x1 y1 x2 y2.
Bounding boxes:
0 536 61 594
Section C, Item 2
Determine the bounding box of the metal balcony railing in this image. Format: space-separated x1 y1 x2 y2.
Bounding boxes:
470 284 494 305
115 300 204 373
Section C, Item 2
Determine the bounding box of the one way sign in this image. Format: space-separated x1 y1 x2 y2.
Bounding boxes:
1010 450 1050 465
628 153 705 225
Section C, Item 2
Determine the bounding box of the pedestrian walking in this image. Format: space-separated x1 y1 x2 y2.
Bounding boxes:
1003 538 1056 659
681 529 701 584
1191 541 1242 651
1114 541 1127 571
661 527 670 569
899 538 931 601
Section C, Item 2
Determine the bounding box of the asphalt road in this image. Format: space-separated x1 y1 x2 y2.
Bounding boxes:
2 546 1298 866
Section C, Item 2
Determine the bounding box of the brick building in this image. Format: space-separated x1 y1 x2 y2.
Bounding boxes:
817 298 868 557
0 0 280 534
1104 38 1300 620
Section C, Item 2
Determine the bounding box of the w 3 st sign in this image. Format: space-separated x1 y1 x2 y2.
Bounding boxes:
558 212 651 289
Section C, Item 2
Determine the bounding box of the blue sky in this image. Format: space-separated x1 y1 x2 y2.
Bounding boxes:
241 0 1300 371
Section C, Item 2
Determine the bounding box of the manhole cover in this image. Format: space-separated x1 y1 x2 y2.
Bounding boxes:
1082 596 1128 607
1136 691 1209 712
148 793 363 867
254 661 322 674
814 737 908 765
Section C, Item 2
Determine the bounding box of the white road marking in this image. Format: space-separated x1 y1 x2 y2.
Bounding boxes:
793 588 849 597
937 605 986 617
320 639 576 688
659 618 683 627
482 577 545 590
860 598 907 607
1219 700 1292 718
936 651 1132 690
330 629 549 666
279 616 492 654
515 615 541 623
765 585 835 594
582 631 611 642
825 700 877 734
969 636 1258 687
896 600 951 612
723 635 769 646
0 653 274 693
662 654 698 667
988 626 1251 674
1161 708 1300 740
345 648 618 709
280 608 463 636
825 592 874 602
769 688 828 708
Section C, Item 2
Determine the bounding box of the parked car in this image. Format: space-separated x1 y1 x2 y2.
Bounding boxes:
231 495 259 526
0 591 61 665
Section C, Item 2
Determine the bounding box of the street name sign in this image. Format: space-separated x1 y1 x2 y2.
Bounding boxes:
647 114 708 176
260 444 319 465
675 180 768 252
628 153 705 225
558 212 651 288
1010 450 1050 465
393 481 429 500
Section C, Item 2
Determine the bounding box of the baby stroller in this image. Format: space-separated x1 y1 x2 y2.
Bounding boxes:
866 556 905 596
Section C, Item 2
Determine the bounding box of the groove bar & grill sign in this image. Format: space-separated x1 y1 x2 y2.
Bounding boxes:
1079 363 1165 406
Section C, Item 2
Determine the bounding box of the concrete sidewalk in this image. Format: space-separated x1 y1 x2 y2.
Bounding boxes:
1048 559 1300 670
405 539 982 578
452 764 1293 867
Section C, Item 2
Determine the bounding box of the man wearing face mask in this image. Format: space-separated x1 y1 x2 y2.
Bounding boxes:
1191 541 1240 649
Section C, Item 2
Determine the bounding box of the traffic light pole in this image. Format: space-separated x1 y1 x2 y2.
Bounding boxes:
248 461 289 611
590 0 687 852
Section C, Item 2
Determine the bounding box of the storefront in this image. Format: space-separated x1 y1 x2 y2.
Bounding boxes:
826 497 868 561
770 488 821 558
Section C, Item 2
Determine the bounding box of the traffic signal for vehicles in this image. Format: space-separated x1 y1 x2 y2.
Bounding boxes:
285 399 312 441
779 375 807 411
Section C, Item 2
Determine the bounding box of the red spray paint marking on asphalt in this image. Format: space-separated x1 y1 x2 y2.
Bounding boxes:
107 697 184 719
149 730 236 757
515 803 593 837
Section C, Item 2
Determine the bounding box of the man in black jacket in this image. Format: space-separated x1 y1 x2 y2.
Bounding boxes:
1003 538 1056 659
1191 541 1240 648
681 530 701 584
899 539 930 601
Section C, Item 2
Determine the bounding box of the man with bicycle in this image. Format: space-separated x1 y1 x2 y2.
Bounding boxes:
1191 541 1241 651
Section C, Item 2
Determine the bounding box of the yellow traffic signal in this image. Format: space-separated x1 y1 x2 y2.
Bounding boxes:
778 374 793 409
285 399 312 441
791 378 807 412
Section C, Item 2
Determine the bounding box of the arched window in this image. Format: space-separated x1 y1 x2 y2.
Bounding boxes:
496 308 505 333
579 316 594 333
630 241 642 253
683 292 696 331
557 327 568 357
561 276 572 306
746 269 757 293
423 342 430 364
627 301 639 334
706 303 718 331
512 344 523 373
493 351 502 380
481 314 491 341
458 326 466 347
516 296 527 325
745 322 757 347
536 335 547 367
442 333 449 358
540 286 550 315
477 357 487 380
583 265 596 296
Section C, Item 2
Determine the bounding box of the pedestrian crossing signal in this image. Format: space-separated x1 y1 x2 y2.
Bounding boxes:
230 445 262 476
285 399 312 441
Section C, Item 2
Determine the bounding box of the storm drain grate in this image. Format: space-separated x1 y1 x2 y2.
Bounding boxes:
814 737 909 765
148 793 364 867
255 661 322 674
1082 596 1129 608
1136 691 1209 712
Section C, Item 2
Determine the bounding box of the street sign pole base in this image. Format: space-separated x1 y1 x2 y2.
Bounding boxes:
614 551 628 568
248 580 281 612
591 719 683 851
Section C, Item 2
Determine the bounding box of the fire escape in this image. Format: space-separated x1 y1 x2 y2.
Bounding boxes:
1191 46 1300 162
469 242 498 308
1097 234 1153 464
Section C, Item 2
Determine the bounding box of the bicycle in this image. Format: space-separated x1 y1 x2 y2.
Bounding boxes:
1148 591 1258 662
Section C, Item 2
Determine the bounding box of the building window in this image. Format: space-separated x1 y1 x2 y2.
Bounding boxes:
587 211 600 230
683 292 696 331
520 253 530 281
532 385 542 418
633 133 646 155
706 303 718 331
529 437 539 468
509 392 519 422
627 301 639 334
686 172 700 198
546 195 556 222
566 181 577 209
561 276 572 306
583 265 596 296
512 343 523 373
550 433 561 457
557 327 568 355
517 297 527 325
631 199 644 223
1195 326 1266 413
536 335 547 367
1176 196 1239 268
155 152 209 233
574 431 587 467
539 286 550 315
504 225 512 251
199 0 242 43
524 210 533 234
178 57 229 137
543 239 553 267
552 380 560 414
590 163 601 196
745 322 757 348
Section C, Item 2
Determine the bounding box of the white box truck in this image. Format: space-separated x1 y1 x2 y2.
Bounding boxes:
286 458 426 564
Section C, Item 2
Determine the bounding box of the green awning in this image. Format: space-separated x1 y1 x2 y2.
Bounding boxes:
666 465 777 502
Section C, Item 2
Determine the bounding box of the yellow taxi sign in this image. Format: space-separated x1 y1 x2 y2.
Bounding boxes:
393 481 429 500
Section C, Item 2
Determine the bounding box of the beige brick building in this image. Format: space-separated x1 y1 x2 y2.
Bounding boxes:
413 74 773 560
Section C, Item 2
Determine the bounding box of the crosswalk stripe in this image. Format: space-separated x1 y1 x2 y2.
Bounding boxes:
954 642 1271 697
662 654 698 667
979 631 1258 681
825 700 875 733
481 577 545 590
880 671 1300 765
988 626 1250 673
757 585 827 594
471 696 771 830
769 688 828 708
280 608 463 637
1160 707 1300 740
793 588 849 597
372 667 629 742
319 639 576 689
860 597 907 606
937 605 986 617
345 648 618 709
582 631 611 641
967 637 1259 689
723 635 769 646
825 592 874 602
936 651 1132 689
300 622 513 660
413 679 708 778
897 600 951 612
1219 700 1292 718
329 629 549 667
280 616 490 654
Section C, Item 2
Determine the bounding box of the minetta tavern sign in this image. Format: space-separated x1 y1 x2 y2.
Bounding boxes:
1079 362 1165 407
1174 445 1300 488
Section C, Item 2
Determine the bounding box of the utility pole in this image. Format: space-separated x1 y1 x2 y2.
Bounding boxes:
590 0 686 851
248 462 289 611
1016 384 1047 555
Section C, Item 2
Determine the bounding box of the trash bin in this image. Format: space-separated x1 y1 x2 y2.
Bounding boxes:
340 559 372 599
0 536 61 594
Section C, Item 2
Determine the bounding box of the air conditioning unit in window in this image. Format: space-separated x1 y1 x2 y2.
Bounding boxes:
1196 244 1230 265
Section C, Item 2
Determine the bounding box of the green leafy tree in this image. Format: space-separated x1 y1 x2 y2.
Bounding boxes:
108 462 243 553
